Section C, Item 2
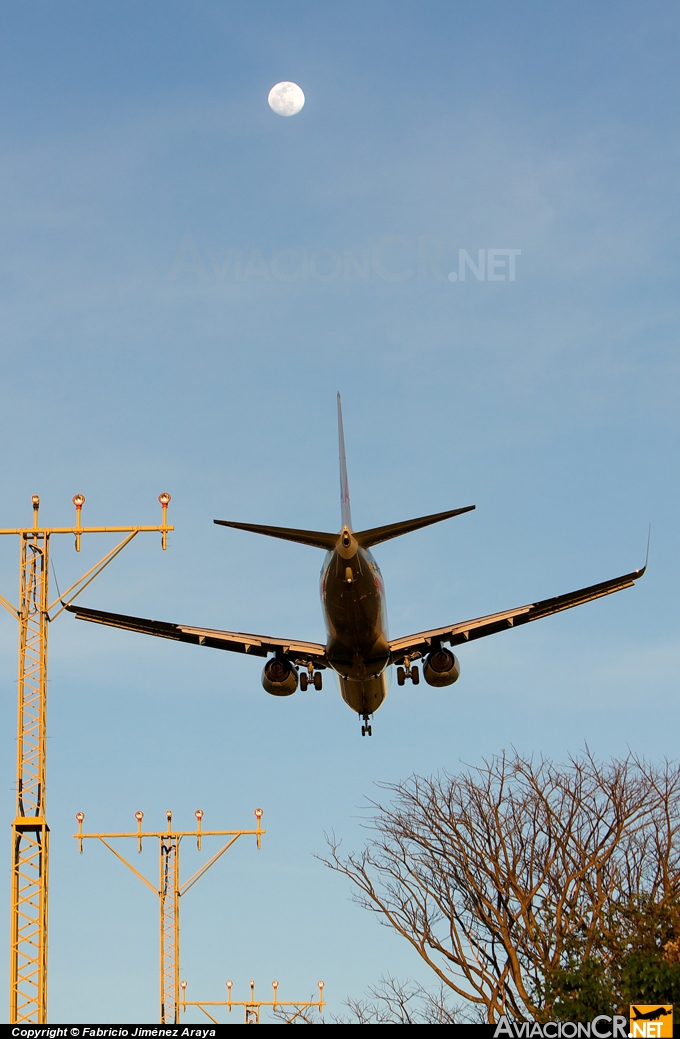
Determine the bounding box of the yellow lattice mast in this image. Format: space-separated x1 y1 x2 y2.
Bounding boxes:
3 493 172 1024
159 818 181 1022
74 808 265 1024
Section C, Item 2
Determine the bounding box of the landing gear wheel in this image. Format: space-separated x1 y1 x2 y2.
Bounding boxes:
397 666 406 686
299 672 308 691
313 672 323 690
411 665 420 685
361 725 366 736
367 725 372 736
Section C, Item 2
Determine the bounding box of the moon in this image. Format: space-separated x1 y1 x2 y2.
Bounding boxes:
268 81 305 117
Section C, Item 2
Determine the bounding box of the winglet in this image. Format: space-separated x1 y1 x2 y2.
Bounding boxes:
632 524 651 580
337 393 353 530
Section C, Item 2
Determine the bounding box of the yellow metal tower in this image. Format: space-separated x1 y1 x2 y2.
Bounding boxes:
3 493 172 1023
74 808 265 1024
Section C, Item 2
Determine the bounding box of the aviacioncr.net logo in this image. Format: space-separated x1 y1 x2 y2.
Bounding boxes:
629 1005 673 1038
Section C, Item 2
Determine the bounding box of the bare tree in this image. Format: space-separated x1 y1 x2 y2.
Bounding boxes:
337 976 465 1024
322 750 680 1023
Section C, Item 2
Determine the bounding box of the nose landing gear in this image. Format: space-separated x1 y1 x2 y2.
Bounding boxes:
361 713 372 737
299 662 323 691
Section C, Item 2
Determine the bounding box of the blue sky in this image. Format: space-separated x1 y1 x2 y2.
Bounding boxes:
0 0 679 1023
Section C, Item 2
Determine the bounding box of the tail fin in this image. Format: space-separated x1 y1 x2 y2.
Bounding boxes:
213 396 475 553
337 393 353 530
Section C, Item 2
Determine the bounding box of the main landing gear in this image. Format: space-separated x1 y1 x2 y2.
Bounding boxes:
396 657 420 686
299 662 323 691
361 714 372 737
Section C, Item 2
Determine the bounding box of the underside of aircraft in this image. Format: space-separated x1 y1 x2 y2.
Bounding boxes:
67 396 646 736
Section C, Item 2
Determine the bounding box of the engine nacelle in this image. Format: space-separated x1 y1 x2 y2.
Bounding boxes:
262 657 299 696
423 648 460 687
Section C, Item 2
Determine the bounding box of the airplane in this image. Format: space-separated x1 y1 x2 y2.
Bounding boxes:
631 1008 672 1021
67 395 646 736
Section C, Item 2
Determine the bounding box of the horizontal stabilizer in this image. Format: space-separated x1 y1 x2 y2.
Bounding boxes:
214 519 338 550
355 505 475 549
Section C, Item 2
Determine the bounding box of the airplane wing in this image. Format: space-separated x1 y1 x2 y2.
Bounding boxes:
389 565 646 663
65 605 328 667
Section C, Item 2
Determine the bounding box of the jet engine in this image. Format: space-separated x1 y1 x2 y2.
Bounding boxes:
262 657 299 696
423 647 460 687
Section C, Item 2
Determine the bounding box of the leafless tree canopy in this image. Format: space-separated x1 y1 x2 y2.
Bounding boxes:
338 976 465 1024
323 750 680 1023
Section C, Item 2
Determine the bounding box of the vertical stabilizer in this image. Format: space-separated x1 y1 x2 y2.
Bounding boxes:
337 393 353 530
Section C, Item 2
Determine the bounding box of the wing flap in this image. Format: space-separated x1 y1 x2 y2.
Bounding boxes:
389 565 645 661
65 605 327 665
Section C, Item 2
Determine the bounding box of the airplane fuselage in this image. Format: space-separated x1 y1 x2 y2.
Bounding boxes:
320 527 390 716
